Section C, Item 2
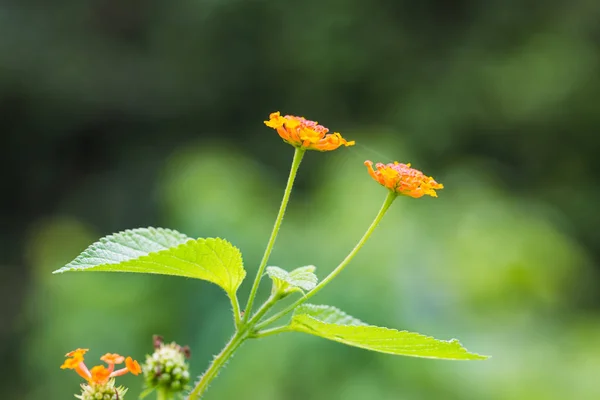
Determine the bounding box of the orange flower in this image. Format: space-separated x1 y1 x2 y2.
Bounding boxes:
265 112 355 151
101 353 125 365
62 348 88 368
364 160 444 198
90 365 112 385
61 349 141 385
61 348 91 381
65 348 89 358
125 357 142 375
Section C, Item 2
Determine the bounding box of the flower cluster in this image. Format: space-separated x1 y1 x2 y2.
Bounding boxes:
61 348 141 399
364 160 443 198
142 336 191 394
265 112 355 151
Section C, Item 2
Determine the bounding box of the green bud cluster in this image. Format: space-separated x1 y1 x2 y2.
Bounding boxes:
76 380 127 400
142 336 191 394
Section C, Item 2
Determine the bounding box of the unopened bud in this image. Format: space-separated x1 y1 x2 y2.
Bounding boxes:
142 336 191 395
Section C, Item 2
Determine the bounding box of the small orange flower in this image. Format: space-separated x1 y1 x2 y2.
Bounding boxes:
101 353 125 365
65 348 89 358
62 348 88 369
265 112 355 151
90 365 112 385
365 160 444 198
125 357 141 375
61 349 141 385
61 348 91 381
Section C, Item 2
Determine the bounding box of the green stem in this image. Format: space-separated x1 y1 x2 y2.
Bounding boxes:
230 294 242 328
187 331 247 400
255 191 397 330
157 388 169 400
248 294 280 325
187 291 283 398
252 325 291 339
243 147 305 322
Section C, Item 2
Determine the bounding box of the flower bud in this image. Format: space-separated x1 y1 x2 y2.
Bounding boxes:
142 336 191 395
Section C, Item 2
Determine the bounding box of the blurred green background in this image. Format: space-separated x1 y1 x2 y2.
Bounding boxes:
2 0 600 398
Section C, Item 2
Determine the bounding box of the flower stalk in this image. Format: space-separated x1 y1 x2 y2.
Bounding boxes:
243 147 305 322
255 190 397 330
157 388 169 400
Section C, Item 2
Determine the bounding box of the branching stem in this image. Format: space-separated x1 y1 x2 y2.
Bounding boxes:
255 191 397 330
187 156 398 400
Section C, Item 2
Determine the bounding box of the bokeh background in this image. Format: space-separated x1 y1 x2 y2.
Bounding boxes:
2 0 600 398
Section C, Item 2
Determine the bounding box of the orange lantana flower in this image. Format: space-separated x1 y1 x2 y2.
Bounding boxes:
61 348 90 380
265 112 355 151
90 365 112 385
125 356 142 375
101 353 125 365
61 348 141 386
365 160 444 198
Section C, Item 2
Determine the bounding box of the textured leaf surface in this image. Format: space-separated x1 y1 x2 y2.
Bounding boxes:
291 304 488 360
53 227 246 295
267 265 318 293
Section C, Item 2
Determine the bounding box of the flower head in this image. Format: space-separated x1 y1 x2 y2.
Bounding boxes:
62 348 141 399
142 335 191 394
365 160 444 198
265 112 355 151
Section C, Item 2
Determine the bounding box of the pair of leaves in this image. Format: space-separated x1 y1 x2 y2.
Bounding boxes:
55 227 487 360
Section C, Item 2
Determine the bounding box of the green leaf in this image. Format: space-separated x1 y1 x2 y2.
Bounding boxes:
290 304 488 360
267 265 318 295
53 227 246 296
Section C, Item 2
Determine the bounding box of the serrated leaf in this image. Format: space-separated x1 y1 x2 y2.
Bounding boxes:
293 304 365 325
53 227 246 296
267 265 318 295
290 304 488 360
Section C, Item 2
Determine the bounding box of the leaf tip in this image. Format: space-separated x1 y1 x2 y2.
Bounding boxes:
52 265 72 274
470 353 491 360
